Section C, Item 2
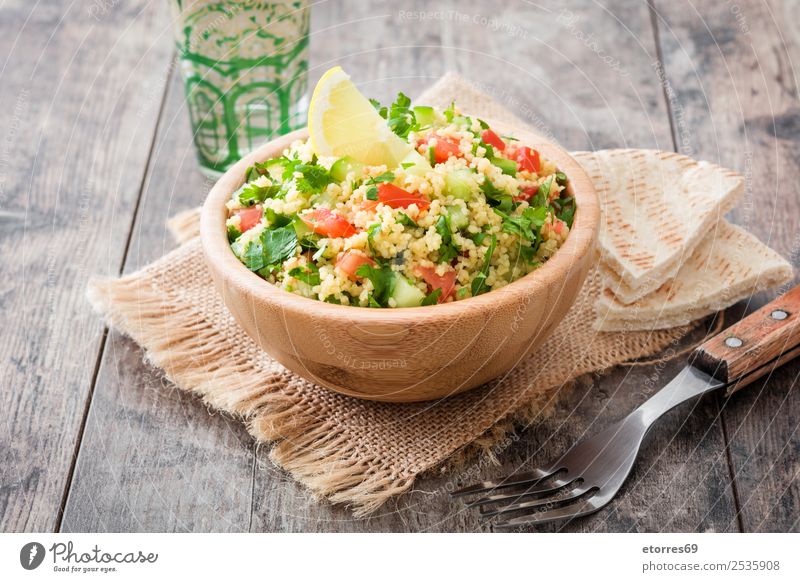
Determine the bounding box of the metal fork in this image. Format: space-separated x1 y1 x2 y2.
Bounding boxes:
452 286 800 529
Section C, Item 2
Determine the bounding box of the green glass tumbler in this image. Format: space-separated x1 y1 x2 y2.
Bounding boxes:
170 0 310 177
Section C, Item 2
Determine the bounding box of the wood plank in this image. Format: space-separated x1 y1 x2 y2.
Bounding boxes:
245 0 739 532
60 72 256 533
652 0 800 532
0 0 173 531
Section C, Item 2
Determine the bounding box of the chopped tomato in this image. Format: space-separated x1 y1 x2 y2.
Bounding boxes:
554 220 564 235
417 135 463 164
335 250 375 280
512 146 541 173
415 266 457 303
481 129 505 151
373 183 430 211
237 206 263 232
514 186 539 203
301 208 357 238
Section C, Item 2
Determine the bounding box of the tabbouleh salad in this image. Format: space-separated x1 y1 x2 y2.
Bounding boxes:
226 96 575 308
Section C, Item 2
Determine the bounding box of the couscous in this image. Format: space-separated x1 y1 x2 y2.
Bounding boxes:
226 97 575 307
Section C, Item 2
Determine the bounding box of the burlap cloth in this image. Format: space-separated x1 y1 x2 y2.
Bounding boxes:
88 74 697 516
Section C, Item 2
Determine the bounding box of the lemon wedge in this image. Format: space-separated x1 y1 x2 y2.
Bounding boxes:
308 66 412 167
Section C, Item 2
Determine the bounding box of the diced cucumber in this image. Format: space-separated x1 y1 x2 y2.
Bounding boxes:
491 157 518 176
311 189 338 208
329 156 365 182
390 275 425 307
400 149 432 177
446 205 469 231
444 168 475 201
413 105 435 127
291 214 312 238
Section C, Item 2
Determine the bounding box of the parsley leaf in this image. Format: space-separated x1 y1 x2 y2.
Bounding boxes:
396 212 418 228
494 206 548 241
385 92 416 139
262 225 299 266
366 171 395 185
295 163 334 194
227 223 242 243
480 179 514 212
369 98 387 119
288 263 321 286
421 288 442 306
236 182 281 206
356 263 396 307
435 215 459 263
471 235 496 297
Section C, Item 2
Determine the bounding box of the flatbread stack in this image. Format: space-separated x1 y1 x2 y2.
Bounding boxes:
572 149 794 332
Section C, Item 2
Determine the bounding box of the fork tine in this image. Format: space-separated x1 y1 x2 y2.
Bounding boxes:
450 467 555 498
466 477 576 509
480 485 592 517
492 496 606 529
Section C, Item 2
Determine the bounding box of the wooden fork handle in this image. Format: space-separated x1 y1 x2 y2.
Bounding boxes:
692 284 800 395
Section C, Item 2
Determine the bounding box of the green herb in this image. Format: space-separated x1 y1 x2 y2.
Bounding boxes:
428 146 436 166
227 223 242 243
480 179 514 212
532 176 553 207
369 98 387 118
366 171 395 184
555 172 568 187
494 206 548 241
265 208 292 228
471 235 496 297
435 215 459 263
470 231 487 246
288 263 321 286
558 196 576 228
323 295 342 305
401 162 415 169
396 212 418 228
366 186 378 201
421 288 442 306
443 101 456 123
236 182 281 206
356 263 396 307
386 92 416 139
482 143 495 159
237 225 298 272
501 135 519 142
366 223 382 257
262 225 299 266
295 163 334 194
477 118 490 130
457 287 469 299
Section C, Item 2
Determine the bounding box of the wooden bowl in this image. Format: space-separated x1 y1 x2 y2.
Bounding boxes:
200 120 599 402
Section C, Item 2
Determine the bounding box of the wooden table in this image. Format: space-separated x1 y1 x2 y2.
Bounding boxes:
2 0 798 533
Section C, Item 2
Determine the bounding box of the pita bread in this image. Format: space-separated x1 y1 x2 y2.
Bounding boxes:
594 220 793 331
573 149 744 304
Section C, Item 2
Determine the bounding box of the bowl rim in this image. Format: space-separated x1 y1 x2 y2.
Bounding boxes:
200 118 600 323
